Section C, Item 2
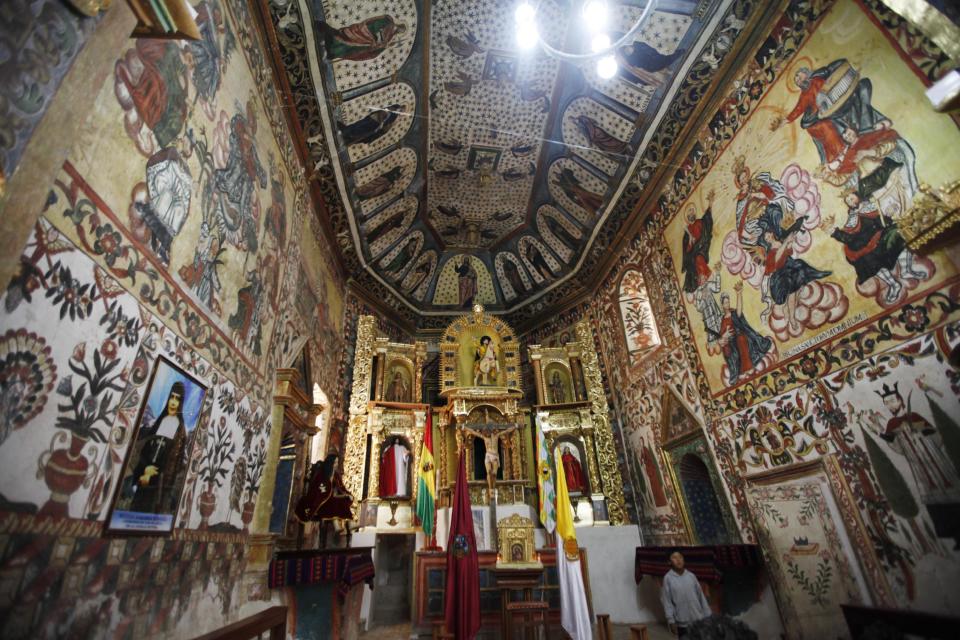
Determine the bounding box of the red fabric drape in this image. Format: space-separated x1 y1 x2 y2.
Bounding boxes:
444 451 480 640
380 445 397 496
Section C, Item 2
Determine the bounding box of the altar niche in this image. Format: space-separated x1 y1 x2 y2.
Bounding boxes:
439 304 521 393
379 435 413 499
553 435 591 497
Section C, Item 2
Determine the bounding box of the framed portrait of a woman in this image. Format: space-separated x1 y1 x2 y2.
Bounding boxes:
105 356 208 534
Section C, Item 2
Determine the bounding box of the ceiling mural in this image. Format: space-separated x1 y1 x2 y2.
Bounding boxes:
265 0 753 323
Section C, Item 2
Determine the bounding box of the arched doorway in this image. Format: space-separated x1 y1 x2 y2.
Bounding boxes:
678 453 730 545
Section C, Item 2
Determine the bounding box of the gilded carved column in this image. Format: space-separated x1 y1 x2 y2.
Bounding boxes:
414 342 427 403
438 409 448 499
373 350 386 402
530 350 545 405
369 411 383 501
343 315 377 518
575 319 627 525
411 409 425 501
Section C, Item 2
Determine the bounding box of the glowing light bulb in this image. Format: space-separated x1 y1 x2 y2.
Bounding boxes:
590 33 610 53
515 2 536 25
516 23 539 51
596 55 617 79
582 0 608 32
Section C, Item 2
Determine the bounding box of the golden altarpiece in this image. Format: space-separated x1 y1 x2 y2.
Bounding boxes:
528 319 627 526
342 316 429 531
342 307 626 541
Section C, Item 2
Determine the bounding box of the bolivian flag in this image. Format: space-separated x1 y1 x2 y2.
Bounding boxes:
416 411 436 539
555 454 591 640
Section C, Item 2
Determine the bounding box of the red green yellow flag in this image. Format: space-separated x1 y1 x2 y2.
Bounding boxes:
416 411 436 539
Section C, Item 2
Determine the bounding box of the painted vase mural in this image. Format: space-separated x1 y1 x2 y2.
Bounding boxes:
36 431 98 517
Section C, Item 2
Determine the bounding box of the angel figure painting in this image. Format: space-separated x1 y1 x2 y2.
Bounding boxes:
474 335 500 386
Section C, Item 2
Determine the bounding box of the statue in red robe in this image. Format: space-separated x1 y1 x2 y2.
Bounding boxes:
561 445 587 494
295 454 353 522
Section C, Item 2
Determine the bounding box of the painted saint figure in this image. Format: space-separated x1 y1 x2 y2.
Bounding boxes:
690 267 723 350
774 60 892 166
319 15 407 62
549 371 566 404
680 196 714 295
872 383 960 504
525 242 555 281
136 148 192 266
463 425 518 495
545 215 580 252
717 282 773 385
616 40 683 87
573 115 630 155
365 210 405 246
502 258 526 296
382 241 416 278
386 370 409 403
824 191 927 304
357 167 403 201
457 256 478 308
561 445 587 494
761 228 831 334
553 168 603 214
474 335 499 385
179 221 223 310
639 436 668 507
130 382 187 513
339 104 402 147
229 267 265 356
211 106 267 251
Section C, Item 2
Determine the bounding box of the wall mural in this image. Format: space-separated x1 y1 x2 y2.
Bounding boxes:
820 325 960 609
746 470 867 639
664 0 959 399
521 0 960 627
0 0 347 635
266 0 739 315
0 0 97 183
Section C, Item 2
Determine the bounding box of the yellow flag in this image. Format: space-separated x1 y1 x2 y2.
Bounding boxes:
555 454 577 548
555 454 591 639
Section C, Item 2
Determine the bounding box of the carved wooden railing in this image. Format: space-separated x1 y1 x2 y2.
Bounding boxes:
192 606 287 640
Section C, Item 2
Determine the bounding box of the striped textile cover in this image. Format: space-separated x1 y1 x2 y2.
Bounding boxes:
268 548 375 594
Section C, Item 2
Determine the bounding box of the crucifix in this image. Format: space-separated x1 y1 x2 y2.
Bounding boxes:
463 417 518 495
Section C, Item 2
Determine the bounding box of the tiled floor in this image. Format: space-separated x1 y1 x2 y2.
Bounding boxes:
357 621 675 639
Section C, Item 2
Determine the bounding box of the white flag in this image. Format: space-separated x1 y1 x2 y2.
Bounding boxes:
555 454 591 640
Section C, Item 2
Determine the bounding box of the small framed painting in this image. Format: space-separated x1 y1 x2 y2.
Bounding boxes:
105 356 208 534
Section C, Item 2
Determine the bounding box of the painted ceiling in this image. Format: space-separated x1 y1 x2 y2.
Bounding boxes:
265 0 752 326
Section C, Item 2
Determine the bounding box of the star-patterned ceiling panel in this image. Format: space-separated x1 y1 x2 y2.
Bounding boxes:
266 0 749 321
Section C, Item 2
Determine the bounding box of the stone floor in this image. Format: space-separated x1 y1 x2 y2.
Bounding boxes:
357 621 675 639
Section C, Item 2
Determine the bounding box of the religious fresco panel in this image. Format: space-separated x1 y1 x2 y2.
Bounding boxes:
663 0 959 398
432 254 496 308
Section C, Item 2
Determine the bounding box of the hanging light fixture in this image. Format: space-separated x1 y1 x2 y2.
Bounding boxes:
513 0 659 81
